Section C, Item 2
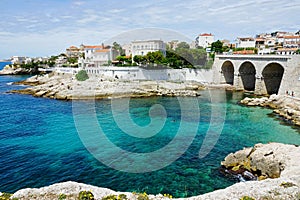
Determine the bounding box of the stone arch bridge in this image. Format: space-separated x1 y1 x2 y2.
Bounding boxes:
212 55 300 96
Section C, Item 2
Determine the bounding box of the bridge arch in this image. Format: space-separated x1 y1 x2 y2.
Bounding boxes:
262 63 284 94
239 61 256 91
221 61 234 85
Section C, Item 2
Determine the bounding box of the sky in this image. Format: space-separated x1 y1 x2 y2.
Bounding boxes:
0 0 300 59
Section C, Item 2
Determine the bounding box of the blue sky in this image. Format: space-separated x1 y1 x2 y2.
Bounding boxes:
1 0 299 59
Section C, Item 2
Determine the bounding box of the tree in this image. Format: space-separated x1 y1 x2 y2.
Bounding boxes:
145 51 164 64
75 70 89 81
133 55 145 64
296 49 300 54
176 41 190 49
211 40 224 53
116 55 132 65
113 42 125 56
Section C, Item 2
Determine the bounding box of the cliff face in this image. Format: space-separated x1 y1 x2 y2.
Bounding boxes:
8 143 300 200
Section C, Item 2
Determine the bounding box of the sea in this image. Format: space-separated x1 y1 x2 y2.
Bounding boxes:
0 61 11 70
0 74 300 198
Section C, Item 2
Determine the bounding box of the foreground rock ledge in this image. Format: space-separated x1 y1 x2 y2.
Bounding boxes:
9 143 300 200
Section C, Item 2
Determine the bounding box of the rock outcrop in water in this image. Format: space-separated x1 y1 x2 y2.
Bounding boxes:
7 143 300 200
241 94 300 126
0 65 38 75
9 72 205 100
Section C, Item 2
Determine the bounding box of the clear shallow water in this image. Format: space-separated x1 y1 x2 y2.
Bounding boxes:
0 76 300 198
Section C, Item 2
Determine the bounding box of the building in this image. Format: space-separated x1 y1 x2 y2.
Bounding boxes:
235 37 256 48
66 46 80 57
276 47 298 55
195 33 214 48
167 40 180 50
79 44 119 67
93 48 119 67
131 40 166 58
283 35 300 48
11 56 26 64
122 43 132 56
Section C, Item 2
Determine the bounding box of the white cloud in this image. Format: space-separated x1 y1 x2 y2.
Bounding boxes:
1 0 299 58
73 1 85 6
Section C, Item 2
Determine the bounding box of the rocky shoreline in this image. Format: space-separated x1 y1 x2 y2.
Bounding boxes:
0 65 38 75
9 72 206 100
240 94 300 126
3 143 299 200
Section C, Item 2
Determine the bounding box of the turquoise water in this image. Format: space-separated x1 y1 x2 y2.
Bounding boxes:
0 75 300 197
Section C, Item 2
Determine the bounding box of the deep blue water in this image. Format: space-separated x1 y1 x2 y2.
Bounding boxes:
0 75 300 198
0 62 11 70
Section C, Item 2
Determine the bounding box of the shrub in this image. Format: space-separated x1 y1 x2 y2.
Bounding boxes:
102 194 128 200
75 70 89 81
137 192 149 200
0 192 18 200
280 182 296 188
58 193 67 200
240 196 255 200
78 191 94 200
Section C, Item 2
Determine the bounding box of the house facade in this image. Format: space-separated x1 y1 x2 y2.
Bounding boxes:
283 35 300 48
131 40 166 58
11 56 26 64
235 37 256 48
196 33 214 48
79 44 119 67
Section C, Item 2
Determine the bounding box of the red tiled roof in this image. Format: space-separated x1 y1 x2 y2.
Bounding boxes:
95 49 110 53
200 33 213 36
284 35 300 39
277 48 298 52
238 37 255 41
84 45 108 49
233 50 255 55
255 38 265 42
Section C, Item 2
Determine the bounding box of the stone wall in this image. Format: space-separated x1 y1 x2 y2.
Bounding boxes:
84 67 213 83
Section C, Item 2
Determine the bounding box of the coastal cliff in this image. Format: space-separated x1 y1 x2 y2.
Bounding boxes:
9 72 205 100
5 143 300 200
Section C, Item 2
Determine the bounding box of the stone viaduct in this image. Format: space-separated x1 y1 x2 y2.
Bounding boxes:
212 55 300 97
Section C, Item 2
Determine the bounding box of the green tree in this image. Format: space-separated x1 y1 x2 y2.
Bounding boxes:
145 51 164 64
75 70 89 81
176 41 190 49
211 40 224 53
133 55 145 64
113 42 125 56
67 57 78 64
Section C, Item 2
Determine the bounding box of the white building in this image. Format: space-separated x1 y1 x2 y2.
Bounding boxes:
276 47 298 55
93 48 119 67
235 37 256 48
122 43 132 56
11 56 26 64
283 35 300 48
195 33 215 48
131 40 166 58
79 44 119 67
